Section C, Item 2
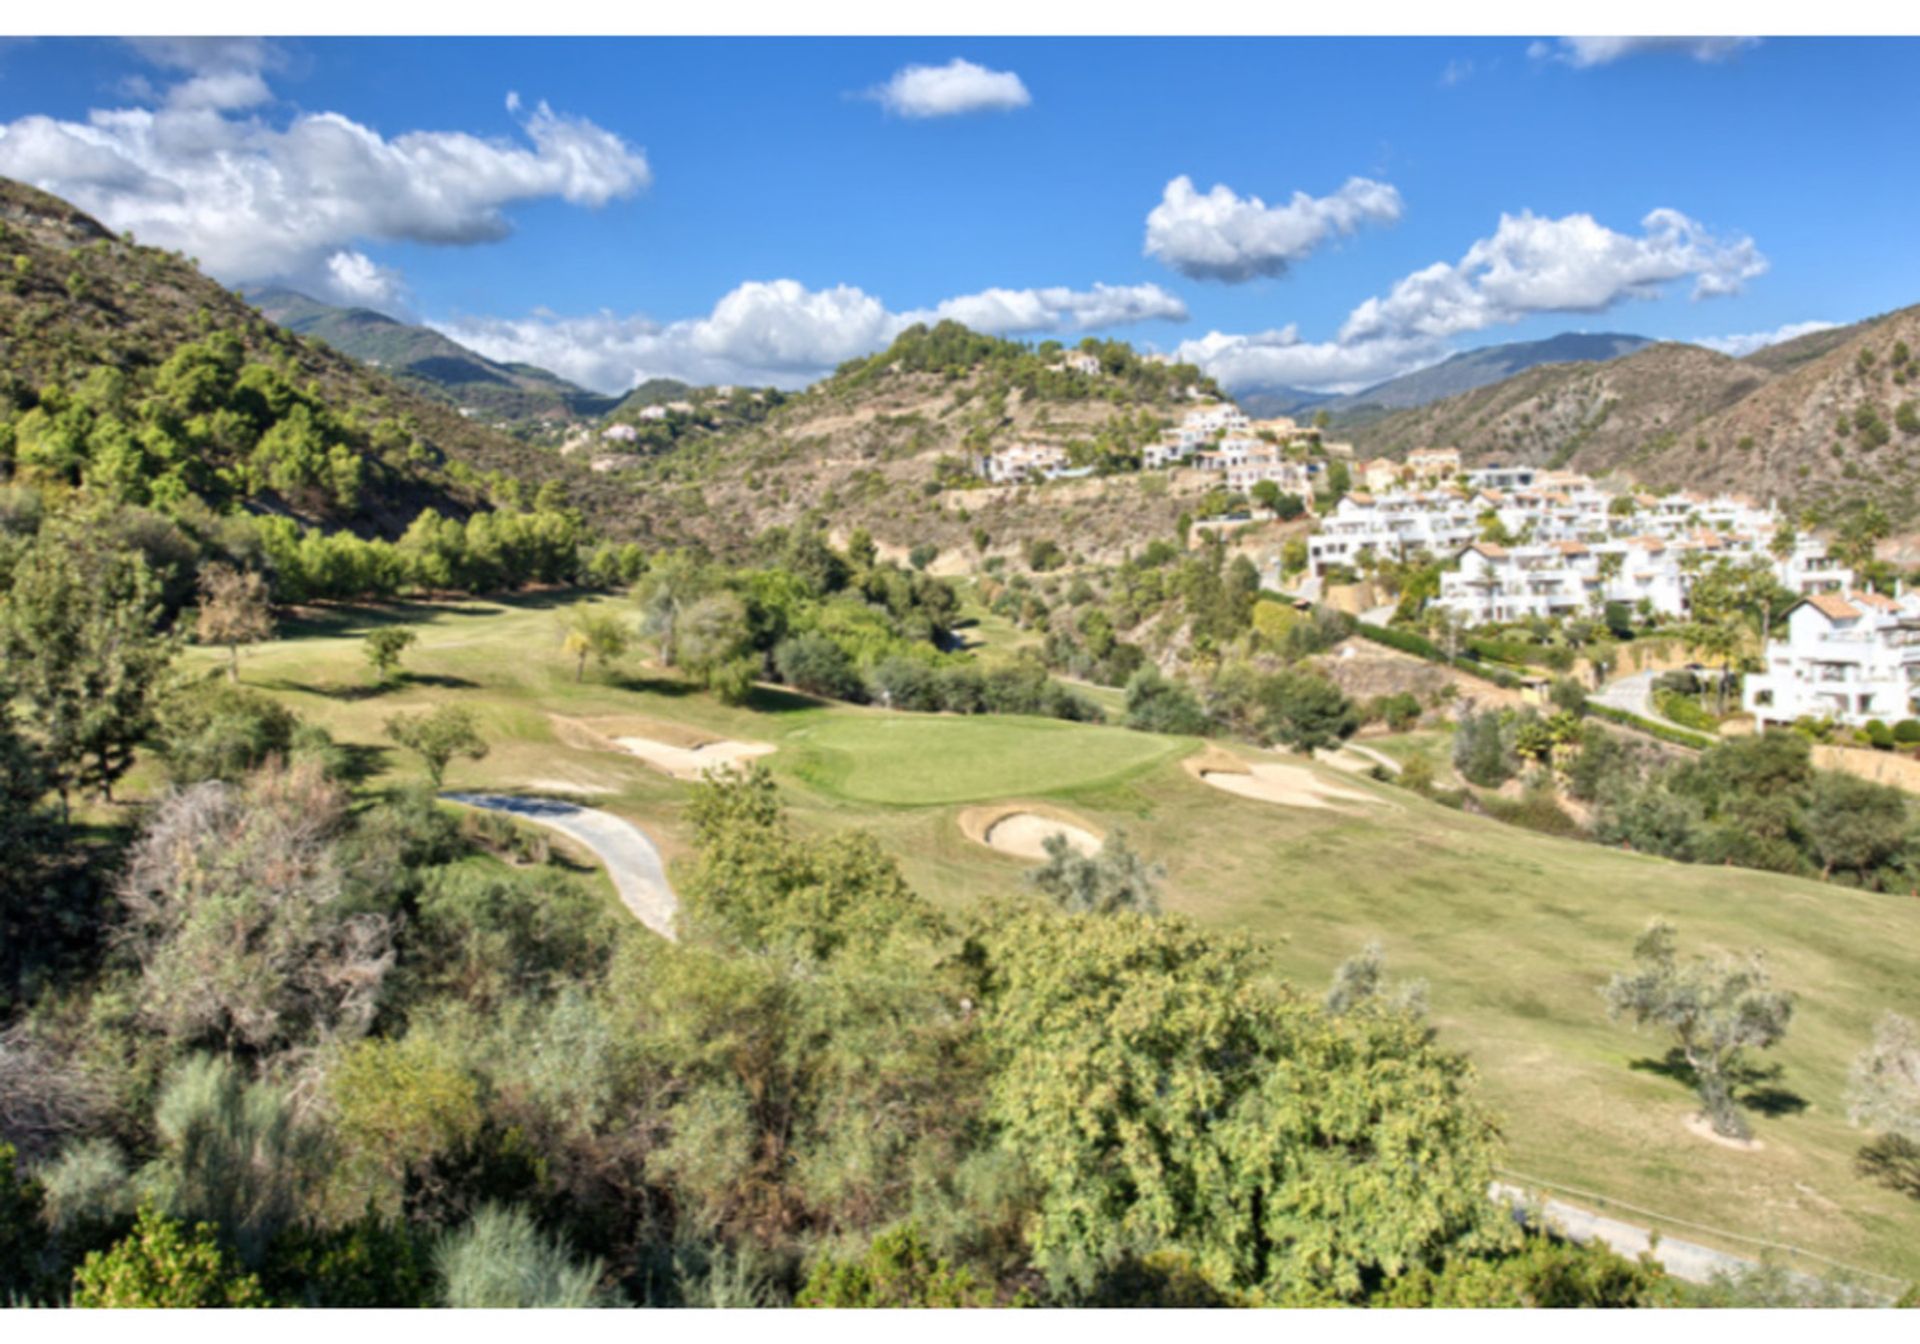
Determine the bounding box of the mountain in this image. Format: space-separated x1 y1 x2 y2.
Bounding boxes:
1229 332 1654 425
0 177 626 536
248 288 620 425
1345 305 1920 524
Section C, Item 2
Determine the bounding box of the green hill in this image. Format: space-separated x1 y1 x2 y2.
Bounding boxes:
249 287 621 425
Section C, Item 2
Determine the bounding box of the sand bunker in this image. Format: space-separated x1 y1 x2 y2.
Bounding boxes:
958 805 1103 860
555 715 775 782
1184 749 1380 811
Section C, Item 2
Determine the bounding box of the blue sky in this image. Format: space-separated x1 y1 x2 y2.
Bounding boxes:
0 36 1915 393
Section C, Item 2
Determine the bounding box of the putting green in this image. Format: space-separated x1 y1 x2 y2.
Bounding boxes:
774 712 1191 805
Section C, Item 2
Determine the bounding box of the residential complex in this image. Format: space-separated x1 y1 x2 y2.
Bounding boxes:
1744 589 1920 727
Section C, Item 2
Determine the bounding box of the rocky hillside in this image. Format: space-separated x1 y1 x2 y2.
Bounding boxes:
599 323 1230 567
250 288 621 426
0 177 637 537
1347 303 1920 524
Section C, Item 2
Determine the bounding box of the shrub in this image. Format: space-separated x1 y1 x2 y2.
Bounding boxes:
774 632 865 703
1894 719 1920 746
1123 667 1210 735
797 1224 991 1308
155 680 298 784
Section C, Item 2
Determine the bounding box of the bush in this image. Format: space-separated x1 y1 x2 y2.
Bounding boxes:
1368 691 1422 732
774 632 865 703
1123 667 1211 735
1894 719 1920 746
156 680 298 784
797 1224 991 1308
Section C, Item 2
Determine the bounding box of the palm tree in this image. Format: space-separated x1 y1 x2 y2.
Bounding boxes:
1685 615 1745 716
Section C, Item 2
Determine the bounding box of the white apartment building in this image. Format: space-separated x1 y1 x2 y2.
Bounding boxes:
1745 589 1920 727
1407 447 1462 483
1308 490 1480 576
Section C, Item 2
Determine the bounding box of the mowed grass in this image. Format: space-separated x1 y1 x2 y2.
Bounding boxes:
187 593 1920 1284
777 714 1189 805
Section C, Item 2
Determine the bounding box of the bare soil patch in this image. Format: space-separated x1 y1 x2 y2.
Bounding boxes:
957 804 1104 861
1684 1113 1765 1152
555 714 775 782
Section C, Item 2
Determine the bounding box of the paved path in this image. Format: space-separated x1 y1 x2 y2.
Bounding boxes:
1490 1181 1753 1285
1592 669 1701 736
443 794 677 940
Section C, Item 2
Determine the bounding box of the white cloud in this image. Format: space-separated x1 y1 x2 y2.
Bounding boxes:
323 249 407 308
1180 205 1764 396
1693 319 1839 357
868 58 1031 118
1531 37 1760 67
1340 208 1764 344
1173 327 1449 397
0 57 649 299
434 278 1188 394
917 282 1186 333
1144 175 1402 283
1439 59 1476 88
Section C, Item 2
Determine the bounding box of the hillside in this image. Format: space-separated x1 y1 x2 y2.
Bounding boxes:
598 323 1234 566
1346 305 1920 523
249 287 621 425
0 177 643 538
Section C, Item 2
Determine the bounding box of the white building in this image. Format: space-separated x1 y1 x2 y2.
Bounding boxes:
1308 489 1479 576
982 443 1073 484
1745 589 1920 727
601 423 640 442
1054 351 1103 377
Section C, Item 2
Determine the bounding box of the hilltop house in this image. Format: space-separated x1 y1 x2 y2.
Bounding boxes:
1361 457 1404 493
1745 589 1920 727
982 443 1073 484
1053 351 1103 377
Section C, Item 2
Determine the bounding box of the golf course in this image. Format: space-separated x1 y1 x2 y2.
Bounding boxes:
184 590 1920 1286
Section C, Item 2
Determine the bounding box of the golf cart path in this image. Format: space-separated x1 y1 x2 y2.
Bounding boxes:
443 793 677 939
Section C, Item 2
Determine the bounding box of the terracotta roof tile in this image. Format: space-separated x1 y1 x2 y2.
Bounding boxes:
1807 592 1862 620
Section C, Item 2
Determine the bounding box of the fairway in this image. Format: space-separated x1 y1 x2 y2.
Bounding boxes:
183 593 1920 1284
776 712 1190 805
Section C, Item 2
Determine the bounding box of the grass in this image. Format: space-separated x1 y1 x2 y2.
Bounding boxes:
181 592 1920 1284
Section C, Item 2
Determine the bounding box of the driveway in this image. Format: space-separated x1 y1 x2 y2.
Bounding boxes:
443 793 678 940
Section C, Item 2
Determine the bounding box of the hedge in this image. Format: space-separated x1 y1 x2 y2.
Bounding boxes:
1585 701 1714 750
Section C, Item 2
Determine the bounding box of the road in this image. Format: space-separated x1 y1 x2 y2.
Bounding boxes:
1590 669 1701 736
443 793 678 940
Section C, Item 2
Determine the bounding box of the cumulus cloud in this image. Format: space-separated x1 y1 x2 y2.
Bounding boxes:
1693 319 1838 357
1179 205 1764 396
1530 37 1760 67
1173 327 1449 397
434 279 1189 394
1339 208 1765 344
323 249 407 308
867 58 1031 118
0 57 649 300
1144 175 1402 283
918 282 1186 333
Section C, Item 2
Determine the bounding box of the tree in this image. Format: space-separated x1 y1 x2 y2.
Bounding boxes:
0 535 179 811
386 705 489 787
1603 920 1794 1139
1026 829 1163 915
1681 614 1744 715
71 1207 269 1307
363 627 417 686
774 632 863 702
974 910 1505 1300
1123 666 1210 735
1846 1013 1920 1144
560 607 629 683
193 563 274 683
632 550 715 668
1803 772 1910 883
433 1204 610 1308
1258 668 1359 753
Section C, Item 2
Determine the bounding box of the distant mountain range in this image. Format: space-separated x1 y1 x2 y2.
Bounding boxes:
247 289 622 424
1340 308 1920 525
1236 332 1655 423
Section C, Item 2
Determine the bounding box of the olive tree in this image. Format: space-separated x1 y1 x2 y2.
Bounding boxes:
385 705 489 787
1025 829 1163 916
1846 1012 1920 1144
1603 919 1794 1139
363 627 416 686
